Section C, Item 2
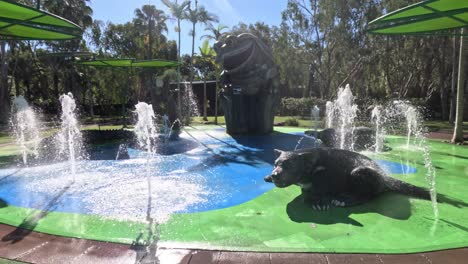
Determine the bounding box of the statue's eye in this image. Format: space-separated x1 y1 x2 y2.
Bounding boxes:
225 38 234 46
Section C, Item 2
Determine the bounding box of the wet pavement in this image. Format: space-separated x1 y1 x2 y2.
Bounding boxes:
0 224 466 264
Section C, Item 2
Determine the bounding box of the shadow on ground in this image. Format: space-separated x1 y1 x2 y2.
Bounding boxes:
0 155 18 169
287 191 468 227
1 184 71 244
185 129 315 171
286 193 412 227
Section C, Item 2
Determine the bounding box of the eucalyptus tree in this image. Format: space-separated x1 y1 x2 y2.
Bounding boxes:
161 0 190 116
42 0 94 103
451 29 466 144
0 42 10 124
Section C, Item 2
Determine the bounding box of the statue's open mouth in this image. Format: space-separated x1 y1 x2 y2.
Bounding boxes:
221 42 254 71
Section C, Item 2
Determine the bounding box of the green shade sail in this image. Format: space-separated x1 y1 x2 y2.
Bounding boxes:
368 0 468 36
77 58 178 68
78 59 134 68
0 0 82 40
131 59 179 68
38 52 94 58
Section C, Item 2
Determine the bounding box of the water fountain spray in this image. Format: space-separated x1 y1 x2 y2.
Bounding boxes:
405 106 418 148
311 105 320 147
134 102 159 256
325 101 335 129
56 93 82 182
180 82 200 124
11 96 40 166
393 101 438 220
162 114 171 141
371 105 385 153
325 84 358 150
134 102 157 155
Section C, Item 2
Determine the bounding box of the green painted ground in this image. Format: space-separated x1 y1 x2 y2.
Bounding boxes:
0 126 466 254
0 259 24 264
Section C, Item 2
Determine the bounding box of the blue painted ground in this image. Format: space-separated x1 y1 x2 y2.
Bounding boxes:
0 129 416 220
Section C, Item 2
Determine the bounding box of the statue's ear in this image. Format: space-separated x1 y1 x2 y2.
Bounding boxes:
274 149 283 157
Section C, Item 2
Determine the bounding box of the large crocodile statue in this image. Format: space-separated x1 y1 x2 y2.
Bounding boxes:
214 33 281 134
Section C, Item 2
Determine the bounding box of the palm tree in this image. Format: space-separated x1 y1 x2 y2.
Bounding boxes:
134 5 168 117
198 39 216 121
185 1 218 88
43 0 93 31
161 0 190 117
200 24 228 124
134 5 168 60
451 29 466 144
201 24 228 42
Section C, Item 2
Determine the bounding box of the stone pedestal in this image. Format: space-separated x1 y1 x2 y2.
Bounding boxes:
214 33 281 135
221 89 278 135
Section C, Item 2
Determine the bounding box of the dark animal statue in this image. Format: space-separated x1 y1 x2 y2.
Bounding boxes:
214 33 281 135
264 148 434 210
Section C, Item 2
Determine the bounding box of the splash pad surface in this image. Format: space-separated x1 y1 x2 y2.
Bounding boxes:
0 126 466 253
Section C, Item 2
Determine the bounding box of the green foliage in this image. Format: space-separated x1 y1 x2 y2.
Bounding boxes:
0 0 461 125
283 117 300 127
278 97 327 117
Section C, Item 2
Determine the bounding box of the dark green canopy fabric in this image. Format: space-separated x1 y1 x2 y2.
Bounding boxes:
78 59 178 68
0 0 82 40
368 0 468 36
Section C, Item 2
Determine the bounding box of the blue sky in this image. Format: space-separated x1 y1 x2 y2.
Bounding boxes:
89 0 288 56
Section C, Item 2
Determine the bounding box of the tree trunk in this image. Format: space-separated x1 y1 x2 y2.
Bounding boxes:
449 35 458 123
203 79 207 121
440 39 449 121
25 80 31 101
0 41 10 125
214 81 218 125
190 19 196 85
14 77 20 97
88 81 94 118
122 71 130 128
177 18 182 118
440 83 449 121
451 30 465 144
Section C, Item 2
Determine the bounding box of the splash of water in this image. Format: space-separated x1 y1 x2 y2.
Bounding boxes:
392 101 438 219
311 105 320 147
11 96 40 166
134 102 158 155
56 93 82 182
325 84 358 150
371 105 385 153
325 101 334 129
161 114 171 141
133 102 159 255
180 82 200 124
405 106 418 148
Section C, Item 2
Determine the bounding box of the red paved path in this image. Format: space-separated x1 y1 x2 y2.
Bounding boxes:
0 224 466 264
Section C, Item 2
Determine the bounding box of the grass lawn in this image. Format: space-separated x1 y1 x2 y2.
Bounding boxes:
425 121 468 133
